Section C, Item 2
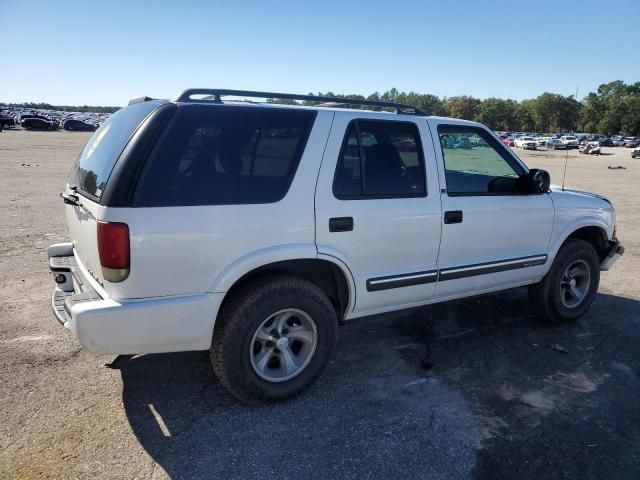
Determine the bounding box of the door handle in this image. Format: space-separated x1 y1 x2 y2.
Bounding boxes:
329 217 353 232
444 210 463 224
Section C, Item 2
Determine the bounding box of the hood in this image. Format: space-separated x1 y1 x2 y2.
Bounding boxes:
549 185 612 205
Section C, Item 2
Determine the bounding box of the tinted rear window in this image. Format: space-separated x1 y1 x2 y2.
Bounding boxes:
134 105 316 207
70 101 162 199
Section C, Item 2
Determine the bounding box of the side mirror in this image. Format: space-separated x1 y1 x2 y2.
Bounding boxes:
527 168 550 193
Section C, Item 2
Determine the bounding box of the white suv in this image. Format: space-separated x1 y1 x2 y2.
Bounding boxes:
49 89 624 404
560 135 579 148
514 136 537 150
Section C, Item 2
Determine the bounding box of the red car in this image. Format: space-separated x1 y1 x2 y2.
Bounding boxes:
502 137 515 147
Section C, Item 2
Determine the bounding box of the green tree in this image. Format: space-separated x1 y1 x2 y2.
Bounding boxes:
515 100 536 131
476 98 518 130
443 95 481 120
530 93 580 132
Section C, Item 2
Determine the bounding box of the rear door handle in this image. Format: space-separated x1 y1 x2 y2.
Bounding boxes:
329 217 353 232
444 210 463 224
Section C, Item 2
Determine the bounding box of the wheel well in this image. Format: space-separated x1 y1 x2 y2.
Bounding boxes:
565 226 609 261
222 259 351 319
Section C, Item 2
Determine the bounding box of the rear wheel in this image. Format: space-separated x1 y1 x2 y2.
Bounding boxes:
211 275 338 404
529 239 600 323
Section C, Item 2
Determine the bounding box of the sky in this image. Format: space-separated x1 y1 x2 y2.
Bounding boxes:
1 0 639 106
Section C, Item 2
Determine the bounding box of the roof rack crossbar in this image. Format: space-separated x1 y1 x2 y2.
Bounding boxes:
174 89 426 115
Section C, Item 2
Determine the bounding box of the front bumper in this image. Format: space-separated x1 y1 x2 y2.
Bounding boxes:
48 242 224 354
601 240 624 271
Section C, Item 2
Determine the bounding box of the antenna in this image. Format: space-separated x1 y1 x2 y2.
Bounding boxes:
561 145 569 191
561 85 579 190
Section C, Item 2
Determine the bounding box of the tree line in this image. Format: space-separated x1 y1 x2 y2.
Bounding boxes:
0 102 119 114
3 80 638 134
270 80 640 135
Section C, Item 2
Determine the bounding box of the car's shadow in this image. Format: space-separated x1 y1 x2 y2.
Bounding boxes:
118 289 640 480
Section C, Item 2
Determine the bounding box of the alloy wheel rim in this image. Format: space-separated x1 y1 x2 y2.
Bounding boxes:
560 260 591 308
250 308 318 382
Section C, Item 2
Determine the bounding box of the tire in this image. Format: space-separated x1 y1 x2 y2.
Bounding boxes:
211 274 338 404
529 239 600 324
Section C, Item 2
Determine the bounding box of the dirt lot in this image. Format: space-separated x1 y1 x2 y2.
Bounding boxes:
1 129 639 479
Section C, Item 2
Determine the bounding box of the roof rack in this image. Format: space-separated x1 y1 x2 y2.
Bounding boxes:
174 89 426 115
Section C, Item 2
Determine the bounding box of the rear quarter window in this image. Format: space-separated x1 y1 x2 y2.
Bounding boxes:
70 101 163 199
134 105 316 207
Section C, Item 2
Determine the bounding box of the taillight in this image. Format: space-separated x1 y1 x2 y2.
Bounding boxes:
97 221 130 282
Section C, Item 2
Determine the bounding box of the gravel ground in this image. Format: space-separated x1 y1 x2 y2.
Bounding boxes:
0 129 639 479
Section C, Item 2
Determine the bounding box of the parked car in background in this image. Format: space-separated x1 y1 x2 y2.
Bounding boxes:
611 136 626 146
536 136 549 147
624 137 640 148
579 141 601 155
579 136 598 146
21 117 57 130
502 137 513 147
514 136 537 149
62 119 97 132
599 137 614 147
0 115 15 128
546 138 567 150
560 136 579 148
631 147 640 158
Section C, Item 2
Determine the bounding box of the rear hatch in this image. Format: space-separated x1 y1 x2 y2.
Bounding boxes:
64 100 165 291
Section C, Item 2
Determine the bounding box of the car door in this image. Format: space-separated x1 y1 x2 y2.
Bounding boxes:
315 113 442 317
428 120 554 299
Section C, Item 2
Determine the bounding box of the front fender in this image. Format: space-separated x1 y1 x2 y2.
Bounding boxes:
546 217 610 272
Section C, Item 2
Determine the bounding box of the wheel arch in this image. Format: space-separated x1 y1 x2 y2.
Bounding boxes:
213 252 355 329
549 223 610 266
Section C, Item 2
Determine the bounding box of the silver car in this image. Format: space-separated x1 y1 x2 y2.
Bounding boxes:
546 138 567 150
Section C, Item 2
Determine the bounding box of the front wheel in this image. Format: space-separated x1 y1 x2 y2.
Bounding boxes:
529 239 600 323
211 274 338 404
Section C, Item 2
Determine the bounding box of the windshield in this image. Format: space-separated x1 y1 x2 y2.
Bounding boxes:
69 101 162 199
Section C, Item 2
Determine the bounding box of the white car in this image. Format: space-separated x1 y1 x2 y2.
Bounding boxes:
536 136 550 147
514 136 538 149
560 135 579 148
632 147 640 158
48 89 624 404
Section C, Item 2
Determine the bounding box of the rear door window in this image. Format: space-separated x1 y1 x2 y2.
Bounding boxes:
134 105 316 206
333 120 426 199
70 101 162 200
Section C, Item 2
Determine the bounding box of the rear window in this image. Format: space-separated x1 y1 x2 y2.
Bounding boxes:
70 101 161 199
134 105 316 207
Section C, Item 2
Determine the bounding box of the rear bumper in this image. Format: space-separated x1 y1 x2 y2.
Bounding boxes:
600 240 624 271
48 243 223 354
